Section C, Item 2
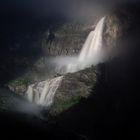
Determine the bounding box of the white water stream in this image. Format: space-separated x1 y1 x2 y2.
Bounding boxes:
66 17 105 72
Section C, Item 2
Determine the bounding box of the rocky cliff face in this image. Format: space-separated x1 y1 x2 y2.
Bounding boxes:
103 4 140 57
41 22 94 56
49 66 97 116
103 15 121 53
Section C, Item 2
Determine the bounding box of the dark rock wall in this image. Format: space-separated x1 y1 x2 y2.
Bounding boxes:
41 22 94 56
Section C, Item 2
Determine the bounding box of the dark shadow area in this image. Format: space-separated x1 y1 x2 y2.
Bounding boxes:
0 13 66 85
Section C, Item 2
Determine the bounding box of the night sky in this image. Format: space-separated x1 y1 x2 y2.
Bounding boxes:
0 0 139 17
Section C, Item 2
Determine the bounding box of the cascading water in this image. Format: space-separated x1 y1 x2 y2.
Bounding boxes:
79 17 105 62
66 17 105 73
25 17 106 107
26 76 63 107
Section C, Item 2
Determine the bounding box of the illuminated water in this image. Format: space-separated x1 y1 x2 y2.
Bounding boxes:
26 76 63 107
66 17 105 72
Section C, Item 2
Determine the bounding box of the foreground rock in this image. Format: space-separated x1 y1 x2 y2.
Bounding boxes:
49 66 97 116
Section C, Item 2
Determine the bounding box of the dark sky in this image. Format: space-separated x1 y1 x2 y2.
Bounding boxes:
0 0 139 17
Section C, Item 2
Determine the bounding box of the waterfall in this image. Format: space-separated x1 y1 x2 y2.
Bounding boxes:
26 76 63 107
25 17 106 107
66 17 105 73
79 17 105 61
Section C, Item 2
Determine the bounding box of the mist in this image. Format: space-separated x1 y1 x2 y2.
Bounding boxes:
0 88 43 119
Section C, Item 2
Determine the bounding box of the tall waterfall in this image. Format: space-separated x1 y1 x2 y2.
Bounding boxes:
25 17 105 107
66 17 105 73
